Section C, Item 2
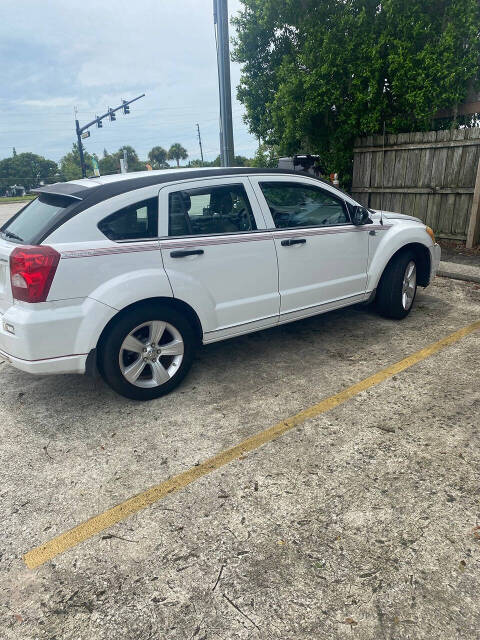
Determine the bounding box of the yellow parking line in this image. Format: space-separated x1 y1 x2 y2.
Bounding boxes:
23 319 480 570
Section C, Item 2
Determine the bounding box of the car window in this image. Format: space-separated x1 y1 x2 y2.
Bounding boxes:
98 197 158 241
168 184 257 236
1 194 73 244
260 182 349 229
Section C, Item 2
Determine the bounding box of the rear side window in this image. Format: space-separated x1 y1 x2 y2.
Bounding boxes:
98 198 158 241
1 195 72 244
168 184 256 236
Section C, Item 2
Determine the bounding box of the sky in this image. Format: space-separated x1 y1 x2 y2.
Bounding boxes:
0 0 257 166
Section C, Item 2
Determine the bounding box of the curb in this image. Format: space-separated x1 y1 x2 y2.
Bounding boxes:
437 270 480 285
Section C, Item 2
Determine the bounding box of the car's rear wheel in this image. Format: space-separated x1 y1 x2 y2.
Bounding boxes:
99 304 195 400
376 251 417 319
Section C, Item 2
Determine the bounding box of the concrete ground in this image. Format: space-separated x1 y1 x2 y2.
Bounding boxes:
0 202 26 226
0 271 479 639
1 201 480 638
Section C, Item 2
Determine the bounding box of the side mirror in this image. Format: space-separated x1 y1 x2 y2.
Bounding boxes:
351 205 373 226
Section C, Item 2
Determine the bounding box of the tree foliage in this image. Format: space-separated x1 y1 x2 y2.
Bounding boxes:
59 144 94 181
148 146 169 169
167 143 188 167
232 0 480 185
250 144 277 168
0 152 57 192
188 154 253 167
115 145 145 172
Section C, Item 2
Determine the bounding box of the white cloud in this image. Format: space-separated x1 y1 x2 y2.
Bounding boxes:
0 0 256 163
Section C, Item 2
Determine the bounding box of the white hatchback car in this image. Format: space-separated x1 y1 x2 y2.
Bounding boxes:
0 168 440 399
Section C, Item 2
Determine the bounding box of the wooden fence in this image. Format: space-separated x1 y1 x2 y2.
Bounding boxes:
351 128 480 247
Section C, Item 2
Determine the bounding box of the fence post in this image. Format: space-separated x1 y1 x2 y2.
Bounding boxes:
466 155 480 248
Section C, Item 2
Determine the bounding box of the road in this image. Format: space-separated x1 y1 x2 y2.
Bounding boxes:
1 265 479 638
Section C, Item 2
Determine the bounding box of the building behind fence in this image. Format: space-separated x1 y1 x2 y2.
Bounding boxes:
351 128 480 247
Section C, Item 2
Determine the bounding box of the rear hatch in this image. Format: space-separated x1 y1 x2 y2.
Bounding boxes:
0 237 14 313
0 188 85 312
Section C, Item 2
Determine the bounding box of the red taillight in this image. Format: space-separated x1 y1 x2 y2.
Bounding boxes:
10 245 60 303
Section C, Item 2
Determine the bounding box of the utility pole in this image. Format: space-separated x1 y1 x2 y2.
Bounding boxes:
213 0 234 166
74 93 145 178
75 118 87 178
196 123 204 163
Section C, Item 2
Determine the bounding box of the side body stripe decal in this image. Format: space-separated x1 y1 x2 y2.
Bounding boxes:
60 224 390 259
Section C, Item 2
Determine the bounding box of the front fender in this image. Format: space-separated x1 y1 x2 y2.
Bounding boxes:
367 223 433 291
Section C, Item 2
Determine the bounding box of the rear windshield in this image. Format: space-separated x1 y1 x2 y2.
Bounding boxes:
0 194 73 244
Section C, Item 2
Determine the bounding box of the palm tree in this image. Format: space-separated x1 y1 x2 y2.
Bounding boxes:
148 146 168 169
167 143 188 167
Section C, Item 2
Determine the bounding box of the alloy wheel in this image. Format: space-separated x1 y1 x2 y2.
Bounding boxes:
402 261 416 310
119 321 184 388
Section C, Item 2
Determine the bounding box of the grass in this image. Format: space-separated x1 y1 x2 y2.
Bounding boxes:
0 195 35 204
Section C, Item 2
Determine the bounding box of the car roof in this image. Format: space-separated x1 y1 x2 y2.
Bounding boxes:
30 167 342 244
33 167 331 203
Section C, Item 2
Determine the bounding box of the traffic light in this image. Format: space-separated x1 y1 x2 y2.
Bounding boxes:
96 116 102 128
122 100 130 115
109 108 116 122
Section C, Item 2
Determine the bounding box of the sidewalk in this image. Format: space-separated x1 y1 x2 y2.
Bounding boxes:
438 243 480 284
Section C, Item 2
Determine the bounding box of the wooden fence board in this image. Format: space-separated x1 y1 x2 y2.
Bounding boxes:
453 194 471 236
425 193 440 229
352 128 480 241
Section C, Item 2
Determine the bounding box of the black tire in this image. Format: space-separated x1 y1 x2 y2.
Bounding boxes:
375 250 417 319
99 303 196 400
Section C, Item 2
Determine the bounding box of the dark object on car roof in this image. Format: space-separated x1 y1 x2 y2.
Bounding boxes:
277 155 326 177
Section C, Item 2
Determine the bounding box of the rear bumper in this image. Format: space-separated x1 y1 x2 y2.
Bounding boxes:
0 296 115 375
0 349 87 375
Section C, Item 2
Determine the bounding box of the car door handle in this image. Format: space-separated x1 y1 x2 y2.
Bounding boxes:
170 249 204 258
280 238 306 246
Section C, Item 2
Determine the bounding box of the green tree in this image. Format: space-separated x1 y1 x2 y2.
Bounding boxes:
0 152 57 192
187 158 208 168
59 144 94 181
148 146 169 169
233 155 252 166
232 0 480 186
167 143 188 167
98 150 119 175
250 144 277 168
115 145 144 172
97 146 146 174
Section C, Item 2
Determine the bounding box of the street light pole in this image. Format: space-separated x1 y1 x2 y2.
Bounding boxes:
213 0 234 167
75 119 87 179
74 93 145 179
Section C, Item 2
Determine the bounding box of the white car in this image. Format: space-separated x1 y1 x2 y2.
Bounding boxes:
0 168 440 400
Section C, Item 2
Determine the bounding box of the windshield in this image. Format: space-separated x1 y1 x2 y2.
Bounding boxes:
1 194 72 244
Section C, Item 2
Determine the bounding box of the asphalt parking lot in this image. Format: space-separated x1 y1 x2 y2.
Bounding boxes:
0 265 479 639
0 202 27 226
0 201 479 638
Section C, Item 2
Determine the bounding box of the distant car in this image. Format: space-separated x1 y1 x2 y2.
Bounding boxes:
0 168 440 400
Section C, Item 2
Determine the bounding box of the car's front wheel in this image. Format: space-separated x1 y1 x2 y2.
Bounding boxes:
99 304 196 400
376 251 417 319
